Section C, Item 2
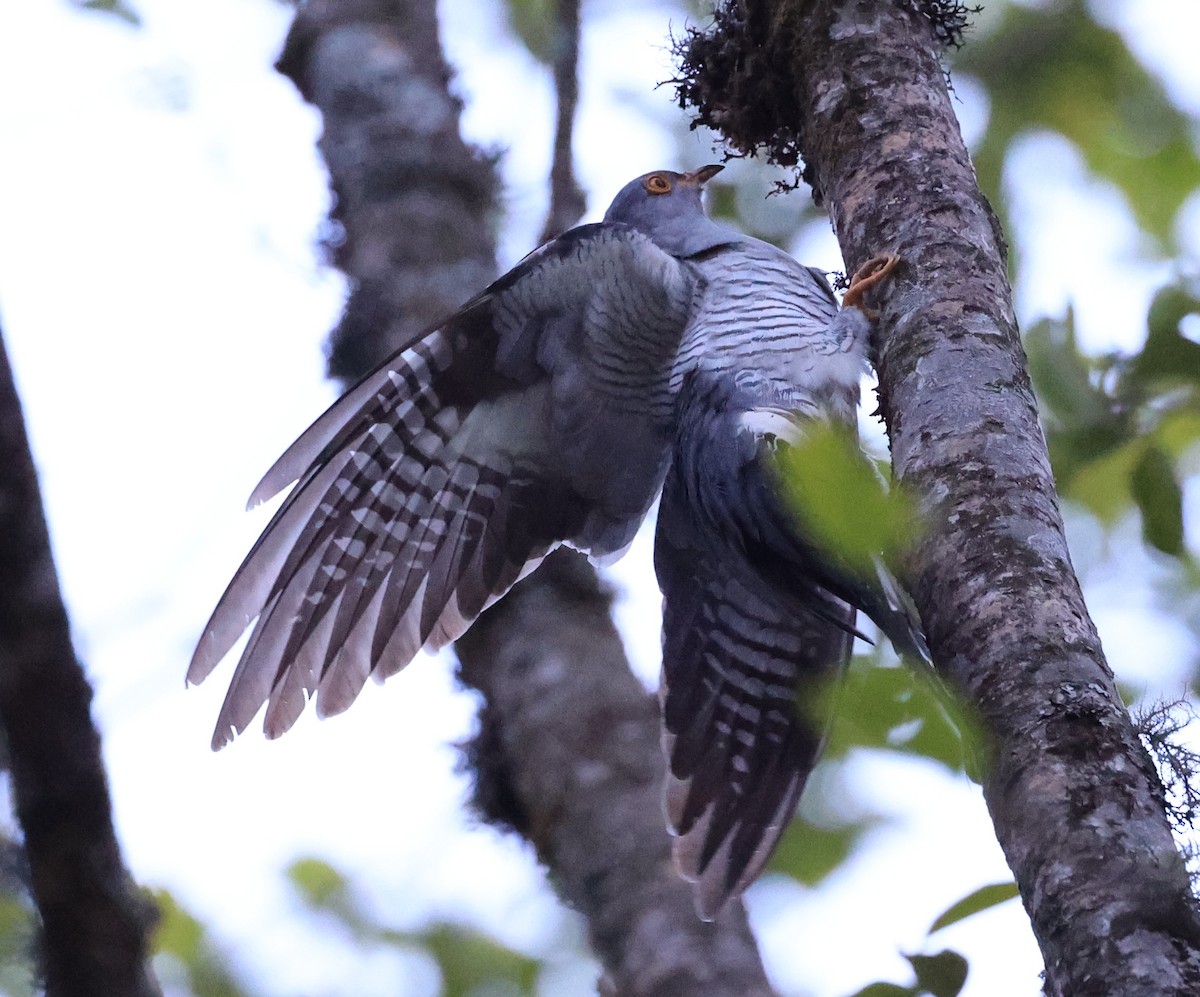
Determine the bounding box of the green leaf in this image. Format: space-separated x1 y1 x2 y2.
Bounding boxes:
417 924 539 997
1130 443 1186 556
847 985 917 997
151 889 253 997
1023 314 1134 494
1028 292 1200 543
287 857 350 909
502 0 557 64
0 893 36 997
1024 313 1115 431
847 950 970 997
959 0 1200 247
905 950 969 997
1062 427 1191 554
1154 409 1200 461
152 889 204 964
768 811 881 886
285 858 542 996
819 660 983 775
777 422 918 576
1128 286 1200 391
1062 437 1140 523
75 0 141 25
928 882 1020 934
286 857 374 938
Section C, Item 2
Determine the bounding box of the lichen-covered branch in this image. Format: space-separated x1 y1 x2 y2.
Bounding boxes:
676 1 1200 992
277 0 498 385
276 1 775 989
0 328 159 997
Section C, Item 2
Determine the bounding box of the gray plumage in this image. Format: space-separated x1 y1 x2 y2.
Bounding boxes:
189 165 926 918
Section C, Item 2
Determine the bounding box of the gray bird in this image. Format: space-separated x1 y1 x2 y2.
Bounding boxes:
189 165 926 917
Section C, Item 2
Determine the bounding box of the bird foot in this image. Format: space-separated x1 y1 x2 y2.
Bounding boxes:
842 253 901 316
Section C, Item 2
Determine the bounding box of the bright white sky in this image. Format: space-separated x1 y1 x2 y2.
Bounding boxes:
0 0 1198 995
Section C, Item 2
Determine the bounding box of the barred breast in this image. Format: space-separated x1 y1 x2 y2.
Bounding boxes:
674 237 867 422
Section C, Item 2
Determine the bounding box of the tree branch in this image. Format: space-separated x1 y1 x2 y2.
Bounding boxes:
540 0 587 243
275 1 776 990
0 328 159 997
675 0 1200 991
277 0 499 386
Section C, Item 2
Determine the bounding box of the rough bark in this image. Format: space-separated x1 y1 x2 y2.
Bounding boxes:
677 0 1200 992
276 1 776 991
0 328 160 997
277 0 498 384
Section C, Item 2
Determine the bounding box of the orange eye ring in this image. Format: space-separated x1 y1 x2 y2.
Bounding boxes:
644 174 672 195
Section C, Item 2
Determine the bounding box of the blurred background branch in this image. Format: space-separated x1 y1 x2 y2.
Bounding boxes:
0 326 159 996
540 0 586 242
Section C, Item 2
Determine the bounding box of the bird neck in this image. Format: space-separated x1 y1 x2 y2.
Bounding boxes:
644 215 742 259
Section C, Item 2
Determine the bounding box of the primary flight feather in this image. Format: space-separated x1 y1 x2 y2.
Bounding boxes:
190 165 926 917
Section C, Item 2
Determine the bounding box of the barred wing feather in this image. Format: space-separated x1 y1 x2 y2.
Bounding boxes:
188 223 697 749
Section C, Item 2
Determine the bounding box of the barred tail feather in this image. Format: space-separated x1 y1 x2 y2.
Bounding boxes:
655 473 854 919
673 769 806 920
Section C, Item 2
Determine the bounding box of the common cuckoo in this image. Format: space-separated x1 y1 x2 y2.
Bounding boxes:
190 165 926 917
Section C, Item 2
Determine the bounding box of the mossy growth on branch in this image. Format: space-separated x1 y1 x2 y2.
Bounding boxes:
671 0 977 178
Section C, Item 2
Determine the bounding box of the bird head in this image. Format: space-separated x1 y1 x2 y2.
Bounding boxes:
603 165 732 257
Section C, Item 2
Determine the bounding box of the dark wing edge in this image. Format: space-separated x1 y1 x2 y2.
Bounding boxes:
189 223 694 750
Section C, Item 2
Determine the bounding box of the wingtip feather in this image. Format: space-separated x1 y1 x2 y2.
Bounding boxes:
245 363 404 510
210 724 237 752
671 771 805 921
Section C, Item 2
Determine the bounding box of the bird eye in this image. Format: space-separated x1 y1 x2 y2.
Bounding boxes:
644 174 672 195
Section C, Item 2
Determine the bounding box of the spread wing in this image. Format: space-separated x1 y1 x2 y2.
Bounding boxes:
189 223 698 749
